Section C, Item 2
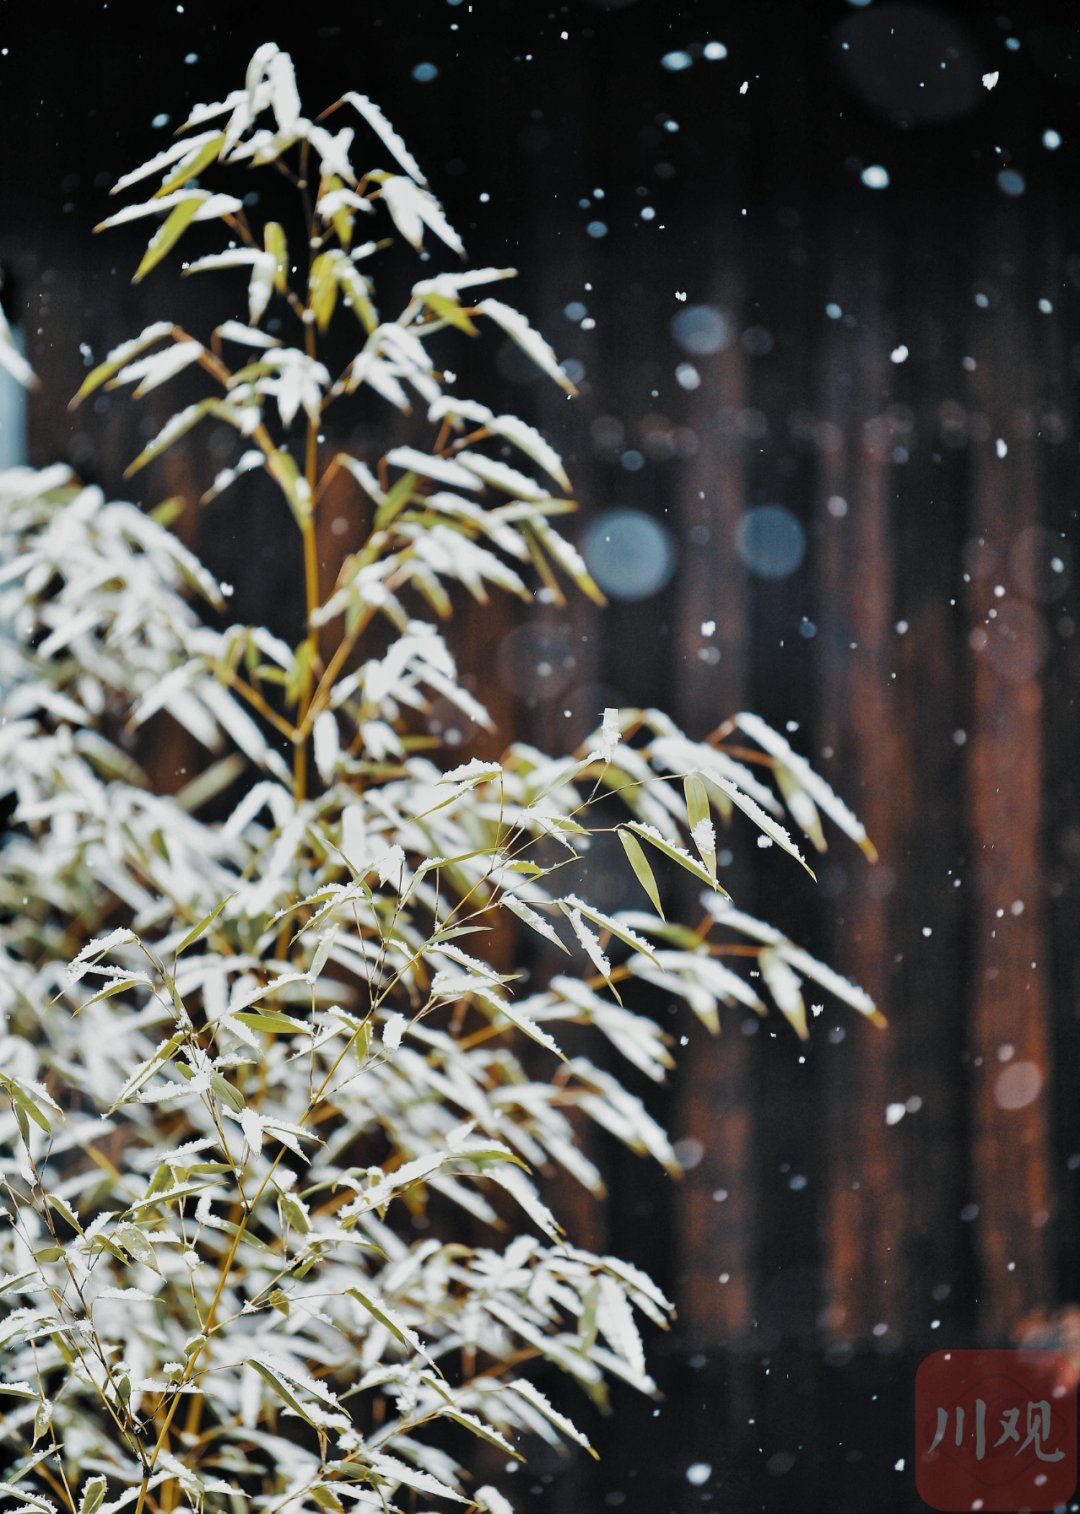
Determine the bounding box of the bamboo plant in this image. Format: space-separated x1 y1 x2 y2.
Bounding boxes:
0 43 880 1514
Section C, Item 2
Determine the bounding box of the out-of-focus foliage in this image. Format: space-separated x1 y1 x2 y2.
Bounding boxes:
0 43 878 1513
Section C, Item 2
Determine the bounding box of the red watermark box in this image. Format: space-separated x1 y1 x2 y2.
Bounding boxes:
915 1348 1077 1510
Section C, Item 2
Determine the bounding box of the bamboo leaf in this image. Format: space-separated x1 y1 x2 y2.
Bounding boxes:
618 827 666 918
69 321 173 408
155 131 224 197
133 195 205 283
175 893 234 956
233 1010 312 1036
622 822 726 893
79 1477 106 1514
347 1285 439 1371
265 220 288 292
247 1360 318 1427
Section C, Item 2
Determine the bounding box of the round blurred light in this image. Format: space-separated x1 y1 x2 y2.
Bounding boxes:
1009 526 1072 603
496 622 576 700
741 325 774 356
994 1060 1043 1110
662 50 693 71
411 62 439 82
836 6 981 123
982 598 1050 682
997 168 1026 197
583 509 676 600
675 361 701 390
736 505 806 579
861 164 890 189
671 304 730 355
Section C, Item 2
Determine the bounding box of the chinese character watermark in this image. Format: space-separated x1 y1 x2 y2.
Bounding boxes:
916 1349 1076 1511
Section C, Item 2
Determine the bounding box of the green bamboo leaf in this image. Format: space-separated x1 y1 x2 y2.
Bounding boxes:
425 290 479 335
443 1408 521 1458
617 827 665 918
47 1193 84 1236
125 397 224 477
265 220 288 292
308 251 339 331
267 447 311 525
622 821 728 893
233 1010 312 1036
247 1360 317 1427
69 321 173 409
684 772 717 879
133 195 204 283
210 1073 245 1113
155 132 224 197
347 1285 439 1371
310 1488 344 1514
774 761 828 854
79 1477 107 1514
175 893 234 956
374 470 417 530
77 976 145 1010
530 520 606 606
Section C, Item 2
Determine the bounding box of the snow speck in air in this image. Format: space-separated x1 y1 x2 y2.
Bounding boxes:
412 62 438 82
686 1464 712 1487
997 168 1025 197
996 438 1008 459
586 221 608 239
890 344 909 364
886 1103 907 1126
982 71 999 90
1043 129 1062 150
704 42 728 61
676 361 701 390
861 164 890 189
739 80 749 95
661 50 693 72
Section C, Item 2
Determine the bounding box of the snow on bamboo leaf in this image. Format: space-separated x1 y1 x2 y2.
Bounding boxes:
735 711 878 860
341 92 429 184
621 821 727 891
758 946 808 1040
378 174 464 256
708 773 816 877
69 321 174 407
476 298 578 394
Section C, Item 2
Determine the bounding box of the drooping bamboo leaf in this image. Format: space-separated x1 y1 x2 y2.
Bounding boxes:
618 827 666 918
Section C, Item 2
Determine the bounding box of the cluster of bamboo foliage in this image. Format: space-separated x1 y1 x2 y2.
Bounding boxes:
0 44 879 1514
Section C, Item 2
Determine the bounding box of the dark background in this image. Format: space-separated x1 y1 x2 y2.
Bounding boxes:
3 1 1080 1508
